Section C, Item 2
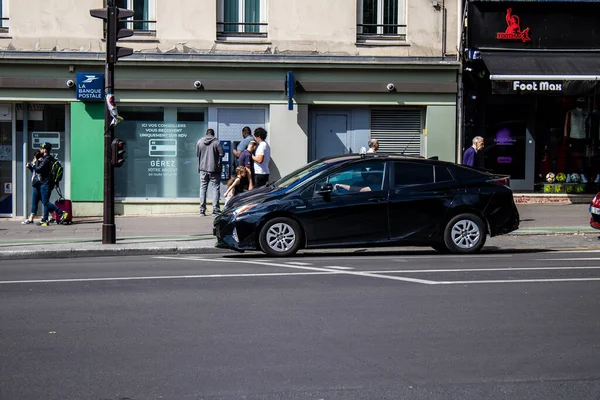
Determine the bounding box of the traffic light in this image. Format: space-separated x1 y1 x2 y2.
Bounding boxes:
90 2 134 64
111 138 126 167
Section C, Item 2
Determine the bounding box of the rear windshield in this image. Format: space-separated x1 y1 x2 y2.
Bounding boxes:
450 165 489 180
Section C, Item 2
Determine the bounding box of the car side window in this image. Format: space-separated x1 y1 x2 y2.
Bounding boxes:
315 161 385 196
435 165 454 183
393 162 434 186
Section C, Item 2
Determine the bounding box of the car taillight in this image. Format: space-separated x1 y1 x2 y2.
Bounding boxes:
487 177 510 186
592 193 600 208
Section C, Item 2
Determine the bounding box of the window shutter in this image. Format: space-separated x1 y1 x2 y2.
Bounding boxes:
370 109 423 155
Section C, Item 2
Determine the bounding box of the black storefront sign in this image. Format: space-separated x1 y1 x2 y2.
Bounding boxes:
491 79 599 95
501 80 563 93
467 2 600 50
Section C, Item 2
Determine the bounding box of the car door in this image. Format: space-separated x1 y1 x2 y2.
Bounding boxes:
388 162 458 240
306 160 389 246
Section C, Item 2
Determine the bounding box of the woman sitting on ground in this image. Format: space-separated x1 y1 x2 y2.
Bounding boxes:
224 166 252 205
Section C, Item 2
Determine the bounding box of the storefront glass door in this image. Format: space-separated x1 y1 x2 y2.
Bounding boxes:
0 106 12 215
483 101 535 191
16 104 66 218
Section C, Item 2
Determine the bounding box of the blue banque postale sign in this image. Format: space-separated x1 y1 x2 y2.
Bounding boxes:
76 73 104 101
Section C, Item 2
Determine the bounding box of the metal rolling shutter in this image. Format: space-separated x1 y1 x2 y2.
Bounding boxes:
370 109 423 155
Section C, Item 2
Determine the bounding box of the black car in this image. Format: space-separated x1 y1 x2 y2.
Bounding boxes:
214 154 520 256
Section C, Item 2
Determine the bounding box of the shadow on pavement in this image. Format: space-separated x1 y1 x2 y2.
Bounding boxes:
220 246 555 259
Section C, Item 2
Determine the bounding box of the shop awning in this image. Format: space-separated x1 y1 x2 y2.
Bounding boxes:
482 51 600 81
481 51 600 94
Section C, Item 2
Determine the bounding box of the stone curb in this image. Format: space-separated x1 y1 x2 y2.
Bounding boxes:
0 244 232 260
3 230 600 260
509 230 598 236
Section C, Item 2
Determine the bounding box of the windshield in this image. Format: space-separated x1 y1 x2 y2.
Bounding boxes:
274 160 329 189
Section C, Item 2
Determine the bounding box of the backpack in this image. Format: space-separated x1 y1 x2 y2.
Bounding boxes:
50 158 64 185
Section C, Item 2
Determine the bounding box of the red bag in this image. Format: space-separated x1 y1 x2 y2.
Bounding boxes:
53 187 73 225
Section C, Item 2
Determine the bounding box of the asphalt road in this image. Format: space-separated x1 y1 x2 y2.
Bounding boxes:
2 250 600 400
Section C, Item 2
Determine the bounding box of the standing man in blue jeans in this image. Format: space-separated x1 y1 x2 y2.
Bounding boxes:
34 142 68 226
196 128 224 216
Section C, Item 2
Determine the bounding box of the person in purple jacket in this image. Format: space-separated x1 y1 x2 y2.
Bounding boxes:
462 136 484 167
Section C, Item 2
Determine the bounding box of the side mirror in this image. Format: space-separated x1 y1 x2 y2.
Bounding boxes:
317 183 333 195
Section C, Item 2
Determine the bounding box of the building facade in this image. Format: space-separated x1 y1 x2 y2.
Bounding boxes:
0 0 459 217
461 0 600 193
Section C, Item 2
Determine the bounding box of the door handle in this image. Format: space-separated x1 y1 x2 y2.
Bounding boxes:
368 197 385 202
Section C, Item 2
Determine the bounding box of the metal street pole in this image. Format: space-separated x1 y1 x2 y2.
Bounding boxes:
102 0 116 244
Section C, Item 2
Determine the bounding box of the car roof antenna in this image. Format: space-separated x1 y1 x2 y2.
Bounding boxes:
401 135 418 156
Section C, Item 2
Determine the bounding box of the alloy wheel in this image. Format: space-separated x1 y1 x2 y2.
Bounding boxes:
266 222 296 252
450 219 481 249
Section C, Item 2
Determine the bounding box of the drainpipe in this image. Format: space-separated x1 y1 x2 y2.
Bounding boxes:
442 0 447 57
456 0 469 163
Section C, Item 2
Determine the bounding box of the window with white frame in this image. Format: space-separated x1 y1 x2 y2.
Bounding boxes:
0 0 9 33
114 0 156 34
217 0 267 37
357 0 406 40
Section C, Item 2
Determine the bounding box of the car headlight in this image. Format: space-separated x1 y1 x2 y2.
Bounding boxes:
233 203 258 217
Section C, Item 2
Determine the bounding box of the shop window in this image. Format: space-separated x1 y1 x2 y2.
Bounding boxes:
217 0 267 39
393 162 434 186
536 96 600 193
0 109 11 215
113 0 156 34
484 105 527 181
0 0 9 34
357 0 406 42
114 106 207 199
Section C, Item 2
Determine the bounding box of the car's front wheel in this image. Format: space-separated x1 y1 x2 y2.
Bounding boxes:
443 213 487 254
259 217 302 257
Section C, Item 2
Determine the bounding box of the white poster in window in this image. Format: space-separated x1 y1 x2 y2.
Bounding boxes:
4 183 11 194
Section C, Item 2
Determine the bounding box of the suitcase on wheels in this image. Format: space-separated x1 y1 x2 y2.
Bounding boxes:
53 187 73 225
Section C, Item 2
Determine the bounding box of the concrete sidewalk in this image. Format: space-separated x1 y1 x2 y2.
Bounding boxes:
0 203 598 260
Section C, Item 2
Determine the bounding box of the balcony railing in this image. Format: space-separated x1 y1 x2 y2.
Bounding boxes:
357 23 407 41
217 21 268 38
0 17 8 33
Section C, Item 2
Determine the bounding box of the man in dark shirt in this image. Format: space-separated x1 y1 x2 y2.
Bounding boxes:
233 126 253 166
33 142 68 226
462 136 484 167
238 140 257 190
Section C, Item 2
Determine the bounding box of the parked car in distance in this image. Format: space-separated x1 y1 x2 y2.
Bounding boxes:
589 193 600 229
214 153 520 257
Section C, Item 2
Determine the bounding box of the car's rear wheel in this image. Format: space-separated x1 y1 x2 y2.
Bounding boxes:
259 217 302 257
443 213 487 254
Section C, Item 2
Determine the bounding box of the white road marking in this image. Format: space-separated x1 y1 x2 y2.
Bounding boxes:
367 266 600 274
0 271 340 285
157 256 437 285
324 266 354 270
435 278 600 285
286 262 313 266
393 254 515 260
351 272 435 284
547 249 600 253
537 258 600 261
